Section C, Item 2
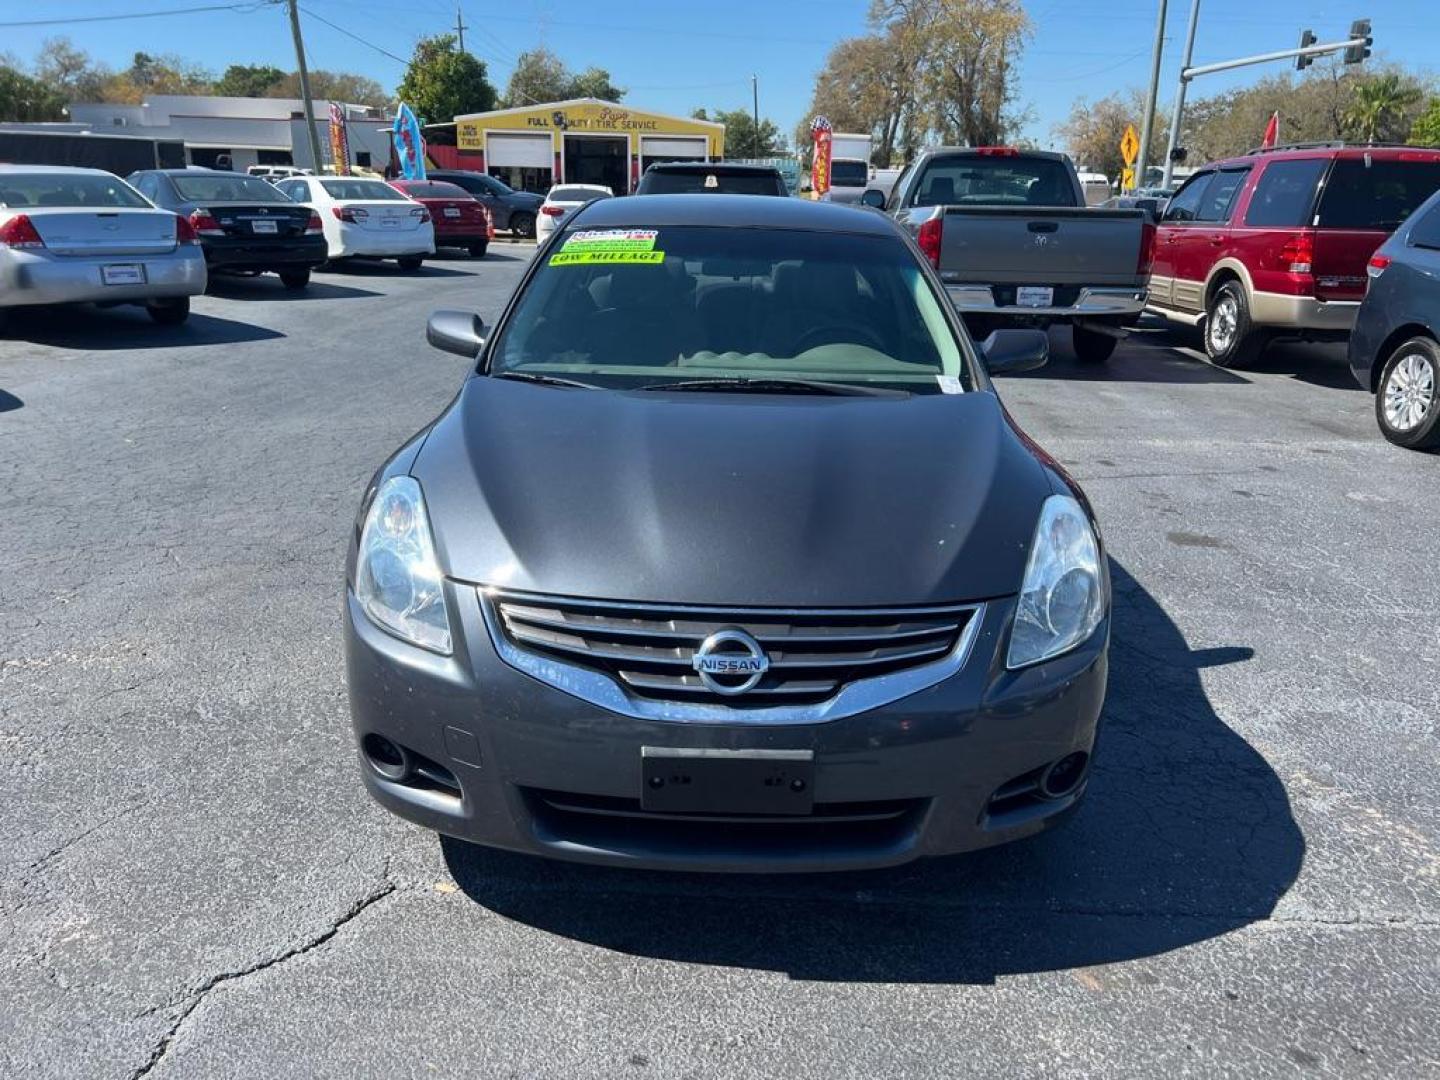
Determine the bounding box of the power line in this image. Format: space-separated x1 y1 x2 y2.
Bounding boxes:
0 2 265 28
298 4 410 65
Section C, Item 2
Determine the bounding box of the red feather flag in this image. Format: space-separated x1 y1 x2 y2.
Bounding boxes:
1261 111 1280 149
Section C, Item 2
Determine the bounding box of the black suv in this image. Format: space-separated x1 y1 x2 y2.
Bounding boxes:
426 170 543 238
636 162 788 197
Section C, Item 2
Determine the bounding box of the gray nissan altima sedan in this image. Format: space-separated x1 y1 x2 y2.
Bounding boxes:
345 195 1110 872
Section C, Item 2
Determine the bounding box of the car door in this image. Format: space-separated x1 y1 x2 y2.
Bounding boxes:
1151 171 1213 308
1183 166 1251 311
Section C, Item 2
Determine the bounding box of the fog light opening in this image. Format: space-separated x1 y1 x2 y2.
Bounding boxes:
363 733 412 782
1039 751 1089 800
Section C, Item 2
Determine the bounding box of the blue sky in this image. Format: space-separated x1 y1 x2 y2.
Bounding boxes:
5 0 1436 147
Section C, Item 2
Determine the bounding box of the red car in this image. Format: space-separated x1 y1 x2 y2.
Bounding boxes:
1147 144 1440 367
387 179 494 258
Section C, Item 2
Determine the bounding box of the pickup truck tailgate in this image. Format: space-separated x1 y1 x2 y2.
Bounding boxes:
938 206 1145 286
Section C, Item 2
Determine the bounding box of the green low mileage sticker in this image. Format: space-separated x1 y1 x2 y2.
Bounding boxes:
550 250 665 266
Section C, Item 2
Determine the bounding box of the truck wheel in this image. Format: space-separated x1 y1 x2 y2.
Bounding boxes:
1204 282 1267 368
1072 323 1118 363
1374 336 1440 451
511 212 536 240
147 297 190 326
279 269 310 290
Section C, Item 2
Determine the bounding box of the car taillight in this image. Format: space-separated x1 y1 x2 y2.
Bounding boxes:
973 147 1020 157
305 211 323 234
0 214 45 248
541 205 565 216
411 207 430 223
1278 231 1314 274
189 209 224 236
332 206 368 223
173 214 199 245
917 214 943 268
1137 221 1156 276
1367 253 1392 278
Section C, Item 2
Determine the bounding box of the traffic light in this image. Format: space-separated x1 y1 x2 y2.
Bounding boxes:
1296 29 1316 70
1344 18 1372 64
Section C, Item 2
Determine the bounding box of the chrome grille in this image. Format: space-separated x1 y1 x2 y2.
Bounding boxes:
482 589 984 722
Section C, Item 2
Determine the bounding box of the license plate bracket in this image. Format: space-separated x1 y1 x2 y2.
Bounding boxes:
1016 285 1054 308
641 748 815 815
251 219 278 234
443 207 461 218
101 263 146 286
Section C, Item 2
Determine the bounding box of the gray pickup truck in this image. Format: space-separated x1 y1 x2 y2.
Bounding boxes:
863 148 1152 362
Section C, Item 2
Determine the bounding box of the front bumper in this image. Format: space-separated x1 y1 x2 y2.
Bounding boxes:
203 235 328 272
0 247 207 307
345 583 1108 872
944 284 1147 321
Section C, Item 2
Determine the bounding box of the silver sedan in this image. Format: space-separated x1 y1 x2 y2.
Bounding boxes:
0 164 206 329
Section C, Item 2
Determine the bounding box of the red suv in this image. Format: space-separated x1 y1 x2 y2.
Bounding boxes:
1147 144 1440 367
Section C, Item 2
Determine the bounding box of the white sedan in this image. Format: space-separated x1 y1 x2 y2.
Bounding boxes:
0 164 206 330
275 175 434 269
536 184 613 242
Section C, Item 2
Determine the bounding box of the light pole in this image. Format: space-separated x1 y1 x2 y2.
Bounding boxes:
1135 0 1168 191
1161 0 1202 189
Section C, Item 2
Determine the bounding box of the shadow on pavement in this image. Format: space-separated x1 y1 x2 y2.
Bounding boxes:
7 307 283 349
1250 341 1362 392
1001 325 1251 386
205 276 381 301
0 389 22 413
443 559 1303 985
317 259 471 279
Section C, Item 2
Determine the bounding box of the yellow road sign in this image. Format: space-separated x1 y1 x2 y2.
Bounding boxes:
1120 124 1140 167
1120 166 1136 191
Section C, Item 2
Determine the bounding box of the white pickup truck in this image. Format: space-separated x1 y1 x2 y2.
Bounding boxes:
863 147 1153 362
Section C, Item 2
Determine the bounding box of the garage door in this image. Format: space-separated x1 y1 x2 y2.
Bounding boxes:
641 136 707 161
486 132 552 169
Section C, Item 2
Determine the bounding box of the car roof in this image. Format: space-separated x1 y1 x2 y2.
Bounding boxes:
0 163 118 177
152 168 256 177
567 194 900 236
644 162 782 175
1204 145 1440 170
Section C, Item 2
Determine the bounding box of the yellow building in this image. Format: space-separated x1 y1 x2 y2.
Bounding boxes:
451 98 725 195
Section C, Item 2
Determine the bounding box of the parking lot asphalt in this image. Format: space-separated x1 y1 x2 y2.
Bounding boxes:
2 246 1437 1080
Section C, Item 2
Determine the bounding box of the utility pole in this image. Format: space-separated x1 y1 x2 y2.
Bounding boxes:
1161 0 1202 189
1135 0 1167 192
455 3 468 53
751 74 760 158
285 0 325 174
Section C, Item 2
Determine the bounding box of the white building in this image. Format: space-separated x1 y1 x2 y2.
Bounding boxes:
65 94 393 173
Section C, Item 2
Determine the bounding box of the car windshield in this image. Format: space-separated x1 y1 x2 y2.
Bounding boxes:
398 181 471 199
320 179 408 201
831 160 869 187
913 155 1077 207
489 225 969 393
549 186 610 203
173 174 289 202
643 171 781 195
0 173 149 209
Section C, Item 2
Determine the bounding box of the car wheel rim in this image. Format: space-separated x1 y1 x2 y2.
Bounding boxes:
1383 352 1436 432
1208 296 1238 353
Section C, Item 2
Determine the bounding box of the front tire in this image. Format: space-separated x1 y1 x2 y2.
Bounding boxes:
1375 336 1440 450
1204 282 1267 368
397 255 424 271
1072 323 1119 363
279 268 310 290
511 212 536 240
147 297 190 326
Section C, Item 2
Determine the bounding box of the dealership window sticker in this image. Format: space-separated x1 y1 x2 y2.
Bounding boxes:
561 229 659 253
550 250 666 266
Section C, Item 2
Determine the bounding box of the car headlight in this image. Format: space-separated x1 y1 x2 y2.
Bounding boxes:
355 476 451 654
1007 494 1104 669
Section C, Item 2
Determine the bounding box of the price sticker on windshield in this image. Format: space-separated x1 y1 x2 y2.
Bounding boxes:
562 229 659 253
550 250 665 266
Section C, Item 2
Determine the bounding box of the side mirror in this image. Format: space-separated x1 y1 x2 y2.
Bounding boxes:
860 188 886 209
979 329 1049 373
427 309 486 358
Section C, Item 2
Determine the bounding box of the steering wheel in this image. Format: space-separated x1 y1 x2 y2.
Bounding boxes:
791 322 888 356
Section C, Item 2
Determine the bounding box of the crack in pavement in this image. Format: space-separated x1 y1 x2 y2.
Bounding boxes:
26 802 146 876
125 878 399 1080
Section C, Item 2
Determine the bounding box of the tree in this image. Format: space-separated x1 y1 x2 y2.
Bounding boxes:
267 70 388 107
501 47 625 107
0 64 65 121
397 34 496 122
214 64 286 98
1056 90 1166 182
1410 98 1440 146
33 37 109 102
99 51 212 103
705 108 782 158
1346 72 1424 144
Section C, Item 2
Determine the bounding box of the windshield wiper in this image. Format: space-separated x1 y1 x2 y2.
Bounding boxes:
636 377 903 397
491 370 598 389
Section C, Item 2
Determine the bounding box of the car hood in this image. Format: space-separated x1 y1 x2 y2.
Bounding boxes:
413 378 1053 607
